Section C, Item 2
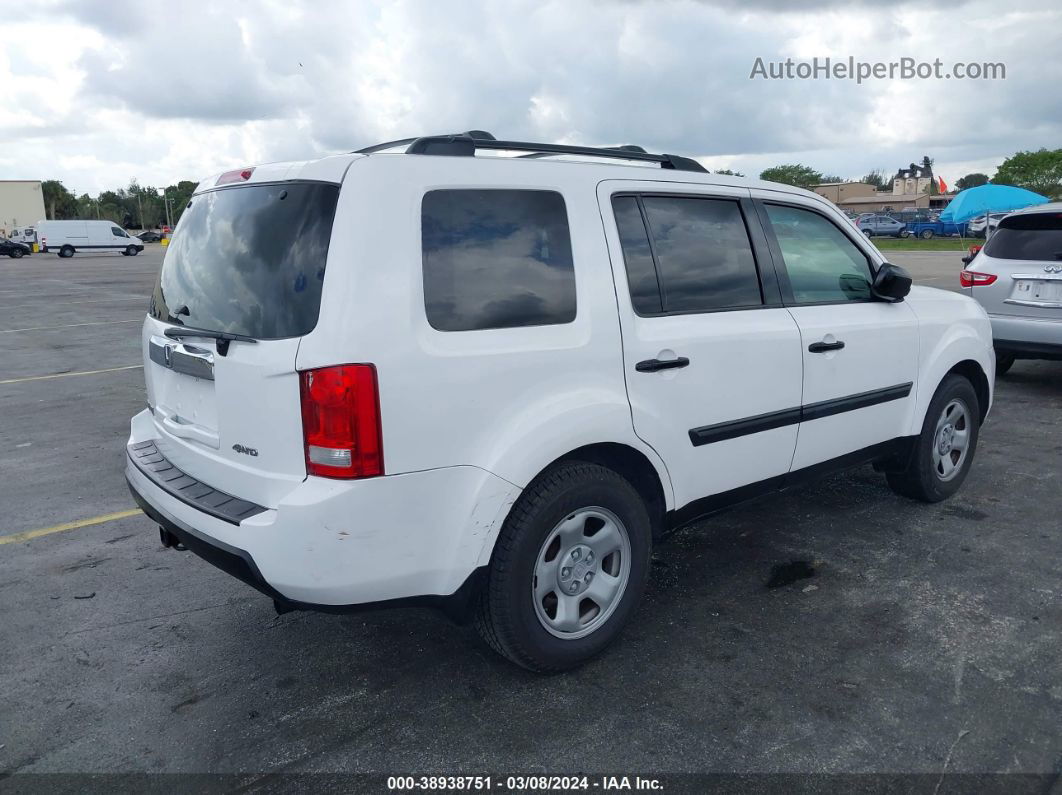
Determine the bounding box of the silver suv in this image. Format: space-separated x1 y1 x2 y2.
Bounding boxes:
961 203 1062 373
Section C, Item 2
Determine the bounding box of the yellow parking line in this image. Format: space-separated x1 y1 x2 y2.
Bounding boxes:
1 319 141 333
0 365 143 384
0 509 143 546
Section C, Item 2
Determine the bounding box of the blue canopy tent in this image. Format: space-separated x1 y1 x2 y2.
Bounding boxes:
941 183 1049 228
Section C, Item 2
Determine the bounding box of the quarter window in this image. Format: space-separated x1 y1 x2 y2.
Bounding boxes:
764 204 873 303
421 189 576 331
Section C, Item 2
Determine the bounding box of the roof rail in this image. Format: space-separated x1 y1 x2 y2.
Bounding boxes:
354 130 496 154
397 134 706 173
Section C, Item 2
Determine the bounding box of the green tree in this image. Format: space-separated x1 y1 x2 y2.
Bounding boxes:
820 174 843 184
713 169 745 177
954 173 990 191
758 164 824 189
164 180 197 225
994 149 1062 197
861 170 890 191
41 180 79 220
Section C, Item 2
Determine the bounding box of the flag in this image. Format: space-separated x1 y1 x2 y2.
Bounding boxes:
938 176 948 193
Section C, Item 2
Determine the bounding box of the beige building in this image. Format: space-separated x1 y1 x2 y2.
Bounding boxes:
812 182 876 203
893 163 934 195
0 181 46 236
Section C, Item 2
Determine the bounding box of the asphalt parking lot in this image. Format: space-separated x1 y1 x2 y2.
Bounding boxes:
1 247 1059 779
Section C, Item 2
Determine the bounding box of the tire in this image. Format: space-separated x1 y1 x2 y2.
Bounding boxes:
899 230 911 238
920 229 934 239
11 248 24 259
475 460 652 672
886 374 980 502
995 352 1015 376
59 245 74 258
863 229 873 237
126 245 139 256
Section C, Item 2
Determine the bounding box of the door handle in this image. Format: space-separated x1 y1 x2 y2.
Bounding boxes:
808 340 845 353
636 356 690 373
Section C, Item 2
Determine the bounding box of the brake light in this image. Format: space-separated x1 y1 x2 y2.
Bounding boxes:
299 365 383 479
960 270 997 287
216 167 254 185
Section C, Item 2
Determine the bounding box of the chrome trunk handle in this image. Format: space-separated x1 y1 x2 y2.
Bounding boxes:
149 335 215 381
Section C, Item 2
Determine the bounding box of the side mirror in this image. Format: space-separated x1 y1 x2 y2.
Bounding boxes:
872 262 912 303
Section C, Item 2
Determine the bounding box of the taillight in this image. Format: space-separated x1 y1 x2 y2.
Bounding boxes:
960 270 997 287
299 365 383 479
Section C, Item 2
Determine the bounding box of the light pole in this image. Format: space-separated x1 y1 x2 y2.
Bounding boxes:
159 188 173 231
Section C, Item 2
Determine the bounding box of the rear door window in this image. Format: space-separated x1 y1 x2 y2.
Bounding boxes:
634 196 763 313
985 213 1062 261
421 189 576 331
150 182 339 339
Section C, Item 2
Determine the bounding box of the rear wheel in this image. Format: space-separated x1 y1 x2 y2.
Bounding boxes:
887 374 980 502
59 245 74 258
920 229 935 239
475 460 651 672
10 248 23 259
995 351 1015 376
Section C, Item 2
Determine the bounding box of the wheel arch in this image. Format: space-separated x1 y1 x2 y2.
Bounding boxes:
946 359 991 424
555 442 669 539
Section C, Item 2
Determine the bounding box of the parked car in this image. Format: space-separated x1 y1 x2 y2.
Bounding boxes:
37 220 144 257
137 230 162 243
126 132 994 672
961 204 1062 374
0 236 32 258
966 213 1009 239
857 214 906 237
900 220 969 239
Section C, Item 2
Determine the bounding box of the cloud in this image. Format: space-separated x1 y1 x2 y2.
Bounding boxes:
0 0 1057 193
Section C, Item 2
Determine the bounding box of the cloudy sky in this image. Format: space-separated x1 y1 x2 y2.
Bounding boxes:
2 0 1058 194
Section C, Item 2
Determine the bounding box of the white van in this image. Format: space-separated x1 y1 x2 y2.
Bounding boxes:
37 220 144 257
9 227 37 246
126 132 993 671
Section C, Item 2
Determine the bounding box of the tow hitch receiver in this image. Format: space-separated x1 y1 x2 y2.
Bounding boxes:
159 526 187 551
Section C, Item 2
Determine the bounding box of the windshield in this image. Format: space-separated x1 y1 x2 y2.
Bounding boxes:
149 182 339 339
984 212 1062 262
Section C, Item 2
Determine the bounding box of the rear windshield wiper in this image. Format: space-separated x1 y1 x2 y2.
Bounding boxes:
164 326 258 356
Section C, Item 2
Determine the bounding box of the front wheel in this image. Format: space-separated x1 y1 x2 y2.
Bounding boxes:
886 374 980 502
126 245 139 256
475 461 651 672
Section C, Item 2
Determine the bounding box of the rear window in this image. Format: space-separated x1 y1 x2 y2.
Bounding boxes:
984 213 1062 262
149 182 339 339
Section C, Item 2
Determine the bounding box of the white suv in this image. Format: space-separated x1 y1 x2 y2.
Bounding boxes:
127 132 994 672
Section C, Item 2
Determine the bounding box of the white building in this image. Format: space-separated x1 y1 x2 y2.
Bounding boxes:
0 180 47 237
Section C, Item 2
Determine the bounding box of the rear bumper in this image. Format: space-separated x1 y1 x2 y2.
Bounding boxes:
127 478 484 619
126 412 521 610
989 313 1062 358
